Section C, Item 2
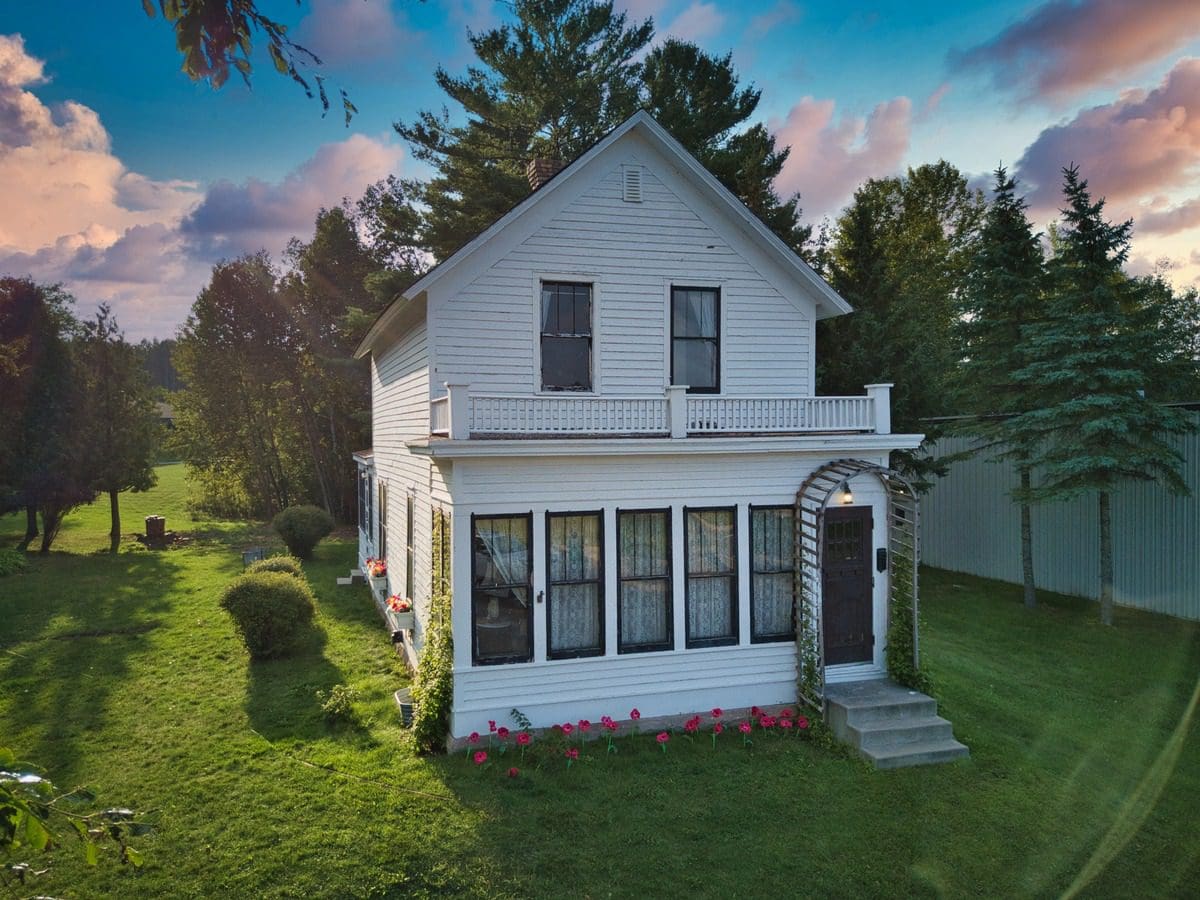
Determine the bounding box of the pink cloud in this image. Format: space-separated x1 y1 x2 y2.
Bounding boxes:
951 0 1200 101
1014 58 1200 215
294 0 415 70
772 96 912 218
744 1 801 40
1137 197 1200 235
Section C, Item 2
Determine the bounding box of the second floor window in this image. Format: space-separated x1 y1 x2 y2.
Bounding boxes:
541 281 592 391
672 286 719 393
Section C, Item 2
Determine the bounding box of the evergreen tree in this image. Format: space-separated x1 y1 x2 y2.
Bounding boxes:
77 306 161 552
953 168 1046 608
1010 166 1196 625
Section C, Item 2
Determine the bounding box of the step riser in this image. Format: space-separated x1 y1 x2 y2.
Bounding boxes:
853 722 955 751
841 700 938 726
868 745 969 769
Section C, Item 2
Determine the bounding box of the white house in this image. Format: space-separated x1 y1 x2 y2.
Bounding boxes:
352 111 966 765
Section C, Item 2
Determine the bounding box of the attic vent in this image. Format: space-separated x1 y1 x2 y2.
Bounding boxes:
622 165 643 203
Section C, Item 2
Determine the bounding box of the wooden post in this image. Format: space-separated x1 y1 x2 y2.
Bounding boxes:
865 383 892 435
666 385 688 438
445 382 470 440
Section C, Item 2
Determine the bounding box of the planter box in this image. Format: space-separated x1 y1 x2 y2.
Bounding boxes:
386 609 415 632
368 575 389 596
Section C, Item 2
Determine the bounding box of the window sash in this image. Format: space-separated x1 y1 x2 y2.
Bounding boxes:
541 281 592 391
377 480 388 562
546 511 604 659
617 508 672 653
751 506 795 642
471 514 533 665
685 507 737 647
405 494 415 600
671 286 720 393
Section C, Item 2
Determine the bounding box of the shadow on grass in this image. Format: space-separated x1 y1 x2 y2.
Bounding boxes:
243 623 378 748
0 550 183 779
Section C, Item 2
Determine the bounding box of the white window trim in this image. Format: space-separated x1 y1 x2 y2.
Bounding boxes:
532 272 601 396
662 279 727 396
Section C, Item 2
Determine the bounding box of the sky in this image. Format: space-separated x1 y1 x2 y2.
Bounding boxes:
2 0 1200 339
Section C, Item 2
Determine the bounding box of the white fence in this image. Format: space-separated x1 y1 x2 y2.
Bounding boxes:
923 412 1200 621
469 394 669 435
686 396 874 433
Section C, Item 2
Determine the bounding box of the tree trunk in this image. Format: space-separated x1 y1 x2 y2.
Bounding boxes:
1019 466 1036 609
20 504 38 550
1098 491 1114 626
109 489 121 553
39 505 60 554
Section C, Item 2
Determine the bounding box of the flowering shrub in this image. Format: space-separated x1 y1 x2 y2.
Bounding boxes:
386 594 412 613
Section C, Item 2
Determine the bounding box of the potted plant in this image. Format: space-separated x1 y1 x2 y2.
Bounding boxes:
365 557 388 596
386 594 415 632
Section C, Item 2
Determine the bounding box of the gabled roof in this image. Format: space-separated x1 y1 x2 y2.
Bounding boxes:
355 109 852 359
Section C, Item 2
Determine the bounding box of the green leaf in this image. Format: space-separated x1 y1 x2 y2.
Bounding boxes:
24 809 51 850
85 840 99 866
141 0 156 17
268 43 289 75
124 845 144 867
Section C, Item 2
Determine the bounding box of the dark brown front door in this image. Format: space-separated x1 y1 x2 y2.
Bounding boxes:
822 506 873 665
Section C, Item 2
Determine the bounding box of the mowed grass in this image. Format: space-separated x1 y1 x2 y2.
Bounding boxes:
1 469 1198 898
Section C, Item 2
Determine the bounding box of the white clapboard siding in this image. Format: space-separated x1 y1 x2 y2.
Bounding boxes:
371 319 435 644
431 148 813 398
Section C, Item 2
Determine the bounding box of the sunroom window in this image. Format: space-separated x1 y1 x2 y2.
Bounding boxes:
472 514 533 665
541 281 592 391
671 286 719 393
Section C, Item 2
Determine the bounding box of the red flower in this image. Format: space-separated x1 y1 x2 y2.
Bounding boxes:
781 708 794 718
656 732 670 744
738 721 752 734
630 708 641 720
565 747 579 760
473 750 487 765
760 716 777 728
507 767 519 778
496 726 510 739
750 706 763 718
578 719 591 732
516 732 532 746
779 718 793 729
605 720 619 732
488 720 497 733
713 722 724 735
684 718 699 734
797 716 810 730
468 732 480 744
561 722 574 736
711 707 723 718
600 715 613 727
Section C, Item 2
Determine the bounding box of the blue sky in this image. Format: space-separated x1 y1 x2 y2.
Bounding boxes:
3 0 1199 337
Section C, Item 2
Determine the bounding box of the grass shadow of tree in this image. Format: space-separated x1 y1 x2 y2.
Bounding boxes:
0 550 182 780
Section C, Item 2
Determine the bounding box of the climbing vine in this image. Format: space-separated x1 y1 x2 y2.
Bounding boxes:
885 537 930 693
412 508 453 752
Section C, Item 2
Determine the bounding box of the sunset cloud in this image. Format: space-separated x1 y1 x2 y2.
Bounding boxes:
772 96 912 219
1014 58 1200 214
1136 197 1200 236
951 0 1200 102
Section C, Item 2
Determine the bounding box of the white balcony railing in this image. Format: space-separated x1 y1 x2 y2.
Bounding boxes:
470 394 669 435
429 383 892 440
686 396 874 433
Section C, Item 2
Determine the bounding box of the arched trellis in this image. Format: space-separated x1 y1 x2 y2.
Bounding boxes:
793 459 921 710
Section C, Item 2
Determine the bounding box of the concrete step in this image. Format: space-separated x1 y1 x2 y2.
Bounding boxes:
337 570 367 587
850 716 955 752
863 738 970 770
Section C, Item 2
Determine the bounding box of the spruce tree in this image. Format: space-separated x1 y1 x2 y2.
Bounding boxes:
1010 166 1195 625
953 168 1045 608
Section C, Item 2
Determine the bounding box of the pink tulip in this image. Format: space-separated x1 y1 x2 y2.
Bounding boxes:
739 721 752 734
562 722 574 736
780 718 793 729
473 751 487 765
578 719 591 732
507 767 519 778
516 732 532 746
798 716 810 730
711 707 723 718
468 732 480 744
656 732 670 743
761 716 777 728
488 720 497 733
781 709 794 719
630 708 641 720
565 747 579 759
713 722 724 735
497 726 510 739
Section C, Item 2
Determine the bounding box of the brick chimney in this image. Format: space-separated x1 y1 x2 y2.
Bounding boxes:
526 157 566 191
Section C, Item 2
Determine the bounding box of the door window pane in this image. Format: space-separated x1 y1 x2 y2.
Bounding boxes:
548 512 604 658
618 509 671 652
472 515 533 664
685 508 737 646
751 507 795 641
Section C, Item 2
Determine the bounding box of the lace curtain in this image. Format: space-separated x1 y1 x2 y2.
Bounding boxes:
548 513 602 655
686 508 736 642
752 507 794 638
619 511 670 649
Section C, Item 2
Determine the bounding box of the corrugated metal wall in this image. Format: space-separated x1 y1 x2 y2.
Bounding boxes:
922 412 1200 620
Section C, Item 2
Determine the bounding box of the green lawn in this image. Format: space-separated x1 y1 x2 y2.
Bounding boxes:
2 467 1198 897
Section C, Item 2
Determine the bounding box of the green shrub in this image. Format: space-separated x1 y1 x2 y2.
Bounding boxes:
411 591 453 753
246 555 306 579
271 505 335 560
316 683 359 724
0 548 27 577
219 571 315 660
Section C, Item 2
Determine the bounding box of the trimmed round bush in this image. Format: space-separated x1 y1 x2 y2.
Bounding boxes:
246 554 306 579
219 571 316 660
271 505 335 560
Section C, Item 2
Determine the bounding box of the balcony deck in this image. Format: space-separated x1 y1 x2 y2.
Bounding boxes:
430 384 893 440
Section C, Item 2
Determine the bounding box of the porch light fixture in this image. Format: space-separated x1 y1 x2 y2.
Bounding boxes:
840 487 854 505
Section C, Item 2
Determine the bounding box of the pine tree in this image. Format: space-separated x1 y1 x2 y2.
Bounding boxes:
953 168 1045 608
1010 166 1196 625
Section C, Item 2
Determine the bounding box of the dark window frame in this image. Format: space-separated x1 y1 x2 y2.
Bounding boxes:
670 285 721 394
405 493 415 600
377 480 388 562
616 507 673 655
470 512 534 666
683 505 739 649
750 504 796 643
545 509 606 660
539 280 594 392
